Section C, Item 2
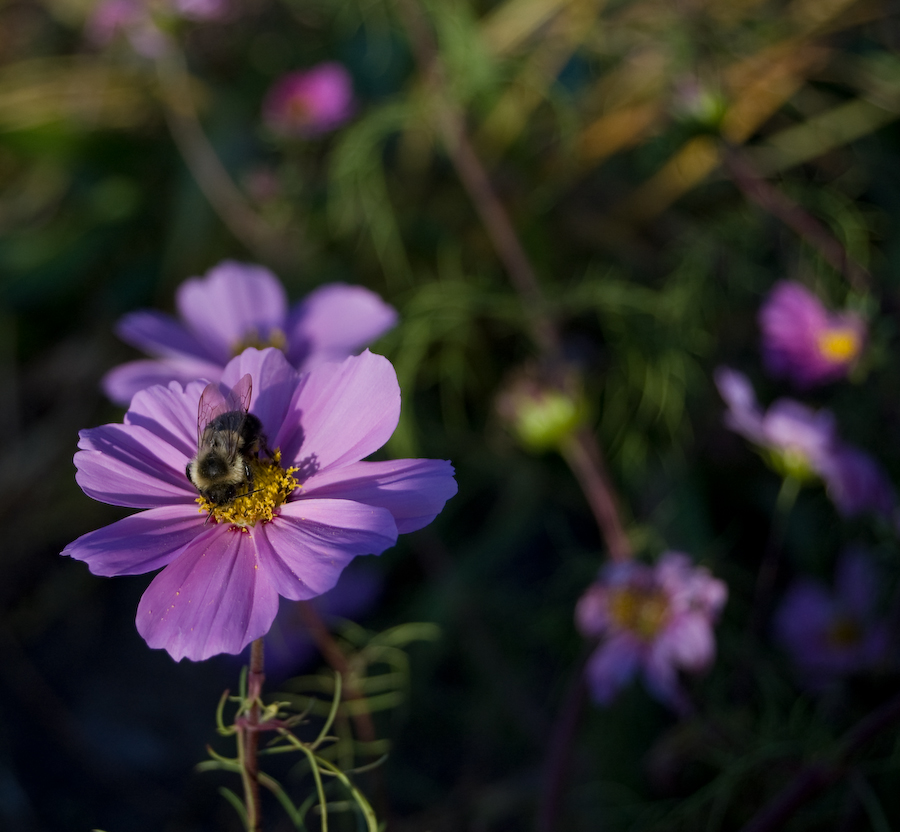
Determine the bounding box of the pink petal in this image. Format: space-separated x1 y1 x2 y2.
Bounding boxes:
714 366 766 445
584 633 641 704
136 525 280 661
285 284 398 369
656 614 715 671
115 310 216 362
275 350 400 473
124 380 207 461
102 357 223 406
75 424 195 508
175 261 288 363
219 348 299 440
302 458 457 533
63 505 206 576
258 498 397 600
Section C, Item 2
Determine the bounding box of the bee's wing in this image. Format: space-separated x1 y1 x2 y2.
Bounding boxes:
196 381 231 445
226 373 253 414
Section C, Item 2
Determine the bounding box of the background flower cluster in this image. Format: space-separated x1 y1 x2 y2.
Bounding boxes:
4 0 900 830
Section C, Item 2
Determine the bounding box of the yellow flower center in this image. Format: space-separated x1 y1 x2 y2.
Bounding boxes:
609 586 670 639
231 327 288 357
827 615 862 647
196 449 299 528
817 328 860 363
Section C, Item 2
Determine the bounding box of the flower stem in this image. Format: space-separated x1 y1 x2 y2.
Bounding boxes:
239 637 265 832
560 427 632 562
752 475 800 633
154 43 300 272
395 0 632 561
722 146 869 293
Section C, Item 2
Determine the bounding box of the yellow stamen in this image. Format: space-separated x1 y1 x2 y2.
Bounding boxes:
609 586 670 639
196 449 299 528
817 328 860 363
231 327 288 356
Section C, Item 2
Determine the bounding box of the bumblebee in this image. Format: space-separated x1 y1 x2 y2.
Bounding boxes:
186 374 269 506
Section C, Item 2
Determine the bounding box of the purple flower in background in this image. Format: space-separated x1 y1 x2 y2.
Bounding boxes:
87 0 226 55
102 260 397 405
86 0 166 57
263 62 356 138
576 553 727 713
715 367 894 518
760 281 865 389
774 550 890 688
172 0 227 19
65 348 457 661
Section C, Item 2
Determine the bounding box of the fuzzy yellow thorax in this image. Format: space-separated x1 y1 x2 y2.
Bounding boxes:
197 449 299 527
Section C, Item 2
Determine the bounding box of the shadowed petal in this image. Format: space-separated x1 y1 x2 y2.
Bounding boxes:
102 357 223 407
220 348 299 439
714 367 766 444
259 498 397 600
76 424 194 507
285 283 398 368
176 261 288 363
63 505 206 576
115 310 217 361
276 350 400 471
837 549 880 617
585 633 641 704
125 380 207 461
303 459 457 533
137 526 280 661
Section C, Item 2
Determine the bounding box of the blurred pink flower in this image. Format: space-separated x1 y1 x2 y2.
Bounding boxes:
774 549 890 689
86 0 226 56
576 553 727 713
86 0 166 57
760 281 865 389
103 260 397 405
263 62 356 138
172 0 227 19
715 367 894 518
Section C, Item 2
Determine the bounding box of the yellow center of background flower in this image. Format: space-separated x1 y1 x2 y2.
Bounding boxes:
817 328 860 363
197 449 299 527
231 327 288 356
827 615 862 647
609 586 670 638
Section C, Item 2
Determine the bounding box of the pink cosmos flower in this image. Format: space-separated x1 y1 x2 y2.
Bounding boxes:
576 553 727 713
86 0 166 57
262 62 356 138
759 281 865 389
715 367 894 518
87 0 226 56
172 0 227 19
65 348 457 661
102 260 398 405
774 549 890 689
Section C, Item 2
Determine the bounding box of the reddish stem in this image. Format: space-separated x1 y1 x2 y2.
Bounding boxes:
241 637 265 832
